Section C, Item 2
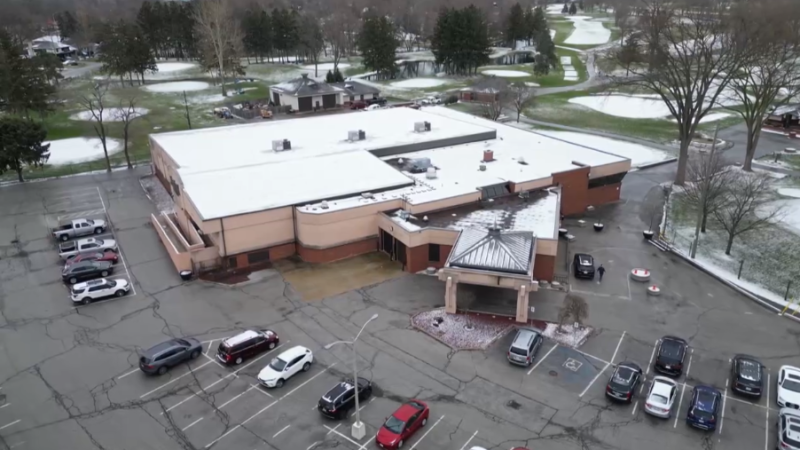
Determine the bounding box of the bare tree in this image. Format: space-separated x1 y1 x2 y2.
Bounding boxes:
712 172 783 255
724 0 800 172
321 9 347 73
507 83 536 122
194 0 243 97
115 96 141 170
79 83 113 173
680 143 732 236
611 0 751 185
558 293 589 331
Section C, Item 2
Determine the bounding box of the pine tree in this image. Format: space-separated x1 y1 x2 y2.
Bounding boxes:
358 15 397 78
0 30 56 117
243 9 272 63
0 117 50 183
431 6 490 75
332 68 345 82
326 70 334 82
562 3 569 13
569 3 578 15
506 3 526 48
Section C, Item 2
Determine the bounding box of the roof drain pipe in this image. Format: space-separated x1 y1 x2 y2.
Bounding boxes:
220 218 228 265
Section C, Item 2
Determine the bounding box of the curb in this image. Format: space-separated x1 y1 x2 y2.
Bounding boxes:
752 162 800 178
634 157 678 171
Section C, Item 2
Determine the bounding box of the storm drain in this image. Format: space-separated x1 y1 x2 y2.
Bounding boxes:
506 400 521 410
549 370 558 377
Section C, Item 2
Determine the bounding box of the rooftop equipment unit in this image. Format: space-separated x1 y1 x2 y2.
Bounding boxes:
361 192 374 199
424 121 431 131
347 130 367 141
426 167 437 179
405 157 433 173
414 122 426 132
273 139 292 152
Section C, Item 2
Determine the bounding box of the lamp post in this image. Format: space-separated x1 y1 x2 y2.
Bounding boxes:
324 313 379 439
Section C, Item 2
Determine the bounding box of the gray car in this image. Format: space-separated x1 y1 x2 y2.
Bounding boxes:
139 338 203 375
507 328 543 366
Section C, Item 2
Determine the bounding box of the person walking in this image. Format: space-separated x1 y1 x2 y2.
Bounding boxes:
597 265 606 283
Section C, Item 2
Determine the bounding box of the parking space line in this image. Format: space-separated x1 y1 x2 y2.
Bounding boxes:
573 348 611 366
765 368 771 450
252 384 273 398
579 332 625 398
326 424 340 435
202 354 229 371
324 424 367 450
0 420 21 431
117 368 140 380
646 339 659 376
9 441 24 449
272 425 290 438
205 341 215 355
140 360 215 399
458 430 478 450
350 397 375 417
673 383 687 428
181 417 203 432
528 344 558 375
409 415 445 450
0 403 10 409
96 186 137 297
631 401 638 415
719 378 728 434
219 385 258 409
306 442 321 450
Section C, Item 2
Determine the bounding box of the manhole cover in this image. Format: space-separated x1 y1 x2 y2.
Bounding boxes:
549 370 558 377
506 400 521 410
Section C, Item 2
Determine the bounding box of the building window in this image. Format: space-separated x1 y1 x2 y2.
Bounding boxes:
227 256 238 268
247 251 270 265
429 244 440 262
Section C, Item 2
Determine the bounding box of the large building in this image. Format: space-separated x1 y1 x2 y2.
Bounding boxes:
149 107 630 321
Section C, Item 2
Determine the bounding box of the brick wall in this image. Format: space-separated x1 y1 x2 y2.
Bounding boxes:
533 254 556 281
405 244 453 273
226 242 296 270
587 183 622 206
297 238 377 264
553 166 590 216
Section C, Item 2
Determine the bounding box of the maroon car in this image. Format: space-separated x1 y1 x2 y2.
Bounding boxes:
350 100 367 110
64 250 119 267
216 329 279 365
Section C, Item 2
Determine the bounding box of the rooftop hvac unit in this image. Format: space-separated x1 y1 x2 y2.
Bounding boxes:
347 130 367 142
272 139 292 152
425 167 437 179
424 121 431 131
414 122 426 132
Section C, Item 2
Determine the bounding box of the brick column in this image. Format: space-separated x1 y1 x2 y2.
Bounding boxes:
515 285 529 323
445 276 457 314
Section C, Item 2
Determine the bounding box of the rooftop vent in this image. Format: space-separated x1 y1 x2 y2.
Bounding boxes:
320 200 329 209
518 156 528 165
425 167 437 179
479 164 486 171
361 192 374 199
347 130 366 142
272 139 292 152
414 121 432 132
483 150 494 162
405 157 433 173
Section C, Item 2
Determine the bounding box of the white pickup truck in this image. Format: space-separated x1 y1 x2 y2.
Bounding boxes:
52 218 107 241
58 237 118 261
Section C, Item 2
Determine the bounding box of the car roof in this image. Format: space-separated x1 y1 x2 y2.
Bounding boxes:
652 377 676 395
661 336 687 345
322 378 368 402
223 330 262 347
72 278 107 289
277 345 310 361
513 328 539 345
393 400 425 421
693 386 720 410
782 365 800 375
144 339 182 356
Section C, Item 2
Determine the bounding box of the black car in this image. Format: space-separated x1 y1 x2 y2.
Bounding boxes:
731 354 764 397
573 253 595 279
606 362 643 403
654 336 688 377
139 338 203 375
366 97 387 106
318 377 373 419
62 260 114 284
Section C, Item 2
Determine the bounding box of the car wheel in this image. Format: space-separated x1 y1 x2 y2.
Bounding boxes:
421 417 427 426
268 342 276 350
191 350 200 359
235 356 243 365
101 270 109 277
302 362 311 372
115 290 125 297
397 439 404 448
157 365 168 375
70 277 77 284
61 235 68 241
275 379 284 388
82 298 91 305
94 228 103 234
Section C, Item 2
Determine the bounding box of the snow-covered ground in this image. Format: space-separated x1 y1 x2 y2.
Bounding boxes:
560 55 579 81
535 130 670 167
481 69 530 78
525 81 540 87
669 112 731 124
44 137 122 165
411 308 513 350
302 62 351 71
156 62 196 73
390 78 448 88
564 16 611 46
542 323 592 348
569 94 732 121
778 188 800 198
144 81 210 93
186 94 227 105
70 108 149 122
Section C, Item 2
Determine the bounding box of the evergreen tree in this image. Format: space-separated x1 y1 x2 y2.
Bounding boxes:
0 30 56 117
562 3 569 13
569 3 578 14
358 15 397 78
506 3 527 48
325 70 334 82
0 117 50 183
243 10 273 63
332 68 344 82
97 21 157 85
431 6 491 75
55 11 79 39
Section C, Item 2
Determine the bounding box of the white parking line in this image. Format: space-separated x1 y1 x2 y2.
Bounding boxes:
326 424 340 435
646 339 659 376
273 425 291 438
719 378 729 434
0 403 10 409
117 368 140 380
765 368 771 450
0 420 21 431
459 430 478 450
350 397 375 417
139 360 215 399
306 442 321 450
218 385 258 409
252 384 273 398
579 332 625 398
9 441 24 449
572 348 612 366
205 340 215 355
97 186 136 297
673 383 687 428
202 353 228 371
409 415 445 450
324 424 367 450
631 400 638 415
528 344 558 375
182 417 204 431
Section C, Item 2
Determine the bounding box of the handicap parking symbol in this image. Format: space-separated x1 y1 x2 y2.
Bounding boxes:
563 358 583 372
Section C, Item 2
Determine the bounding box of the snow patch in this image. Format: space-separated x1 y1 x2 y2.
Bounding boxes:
542 323 592 348
70 108 149 122
669 112 731 124
525 81 540 87
411 308 514 350
156 62 196 73
569 95 670 118
302 62 351 71
564 16 611 46
481 69 531 78
188 94 227 105
44 137 122 165
535 130 670 167
778 188 800 199
390 78 449 88
144 81 210 93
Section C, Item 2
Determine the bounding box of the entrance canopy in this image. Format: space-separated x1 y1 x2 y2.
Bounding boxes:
448 228 534 275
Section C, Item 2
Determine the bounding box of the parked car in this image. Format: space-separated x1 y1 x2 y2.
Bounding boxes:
606 362 643 403
507 328 543 367
257 345 313 388
376 400 429 449
70 278 130 304
730 355 764 397
52 218 107 241
645 376 678 418
686 385 722 431
364 104 382 111
318 377 373 419
65 250 119 267
59 237 117 260
139 337 203 375
62 260 114 284
366 97 387 106
778 408 800 450
573 253 595 279
778 366 800 408
216 329 279 365
654 336 688 377
350 100 367 110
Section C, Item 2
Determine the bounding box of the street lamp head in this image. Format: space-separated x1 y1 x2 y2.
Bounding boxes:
369 313 379 321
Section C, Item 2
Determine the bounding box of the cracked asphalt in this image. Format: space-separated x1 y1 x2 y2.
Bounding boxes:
0 164 798 450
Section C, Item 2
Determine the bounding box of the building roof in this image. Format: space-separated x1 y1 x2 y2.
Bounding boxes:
271 74 342 97
448 228 534 275
331 81 381 96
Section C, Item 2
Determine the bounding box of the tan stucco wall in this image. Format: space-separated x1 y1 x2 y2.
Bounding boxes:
407 192 481 215
512 177 553 193
220 207 295 255
589 160 632 178
295 200 403 248
376 214 459 247
536 238 558 256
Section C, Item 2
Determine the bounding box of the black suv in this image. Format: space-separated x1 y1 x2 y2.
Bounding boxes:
731 354 764 397
216 329 279 365
318 377 373 419
605 362 643 403
62 260 114 284
573 253 595 279
654 336 688 377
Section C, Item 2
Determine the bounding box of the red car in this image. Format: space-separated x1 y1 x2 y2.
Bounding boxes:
65 250 118 267
350 100 367 110
376 400 429 449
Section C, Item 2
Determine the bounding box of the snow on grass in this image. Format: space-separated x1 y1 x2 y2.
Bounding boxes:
481 69 531 78
187 94 227 105
564 16 611 46
70 107 149 122
156 62 196 73
542 323 592 348
772 199 800 235
302 62 350 71
411 308 513 350
778 188 800 199
44 137 122 165
390 78 449 88
569 95 671 118
669 112 731 123
525 81 540 87
534 130 670 167
144 81 210 93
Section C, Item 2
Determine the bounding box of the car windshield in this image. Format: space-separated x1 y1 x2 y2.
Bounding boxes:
782 378 800 392
660 341 683 361
510 347 527 356
692 407 714 420
650 394 668 405
269 357 287 371
611 367 634 389
383 415 406 434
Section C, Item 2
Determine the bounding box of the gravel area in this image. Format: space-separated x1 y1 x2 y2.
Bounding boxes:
139 175 176 213
411 308 513 350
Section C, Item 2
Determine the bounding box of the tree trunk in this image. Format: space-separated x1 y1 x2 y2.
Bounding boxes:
15 163 24 182
701 211 708 233
674 137 690 185
100 136 111 173
517 109 520 122
743 120 761 172
123 128 133 169
725 232 735 255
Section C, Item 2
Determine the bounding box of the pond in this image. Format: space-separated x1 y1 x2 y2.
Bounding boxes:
360 52 535 81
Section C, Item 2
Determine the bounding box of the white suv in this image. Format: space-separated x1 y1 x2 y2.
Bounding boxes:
71 278 130 304
778 366 800 408
257 345 313 388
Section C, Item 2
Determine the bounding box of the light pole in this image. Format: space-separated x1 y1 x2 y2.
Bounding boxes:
324 313 379 440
